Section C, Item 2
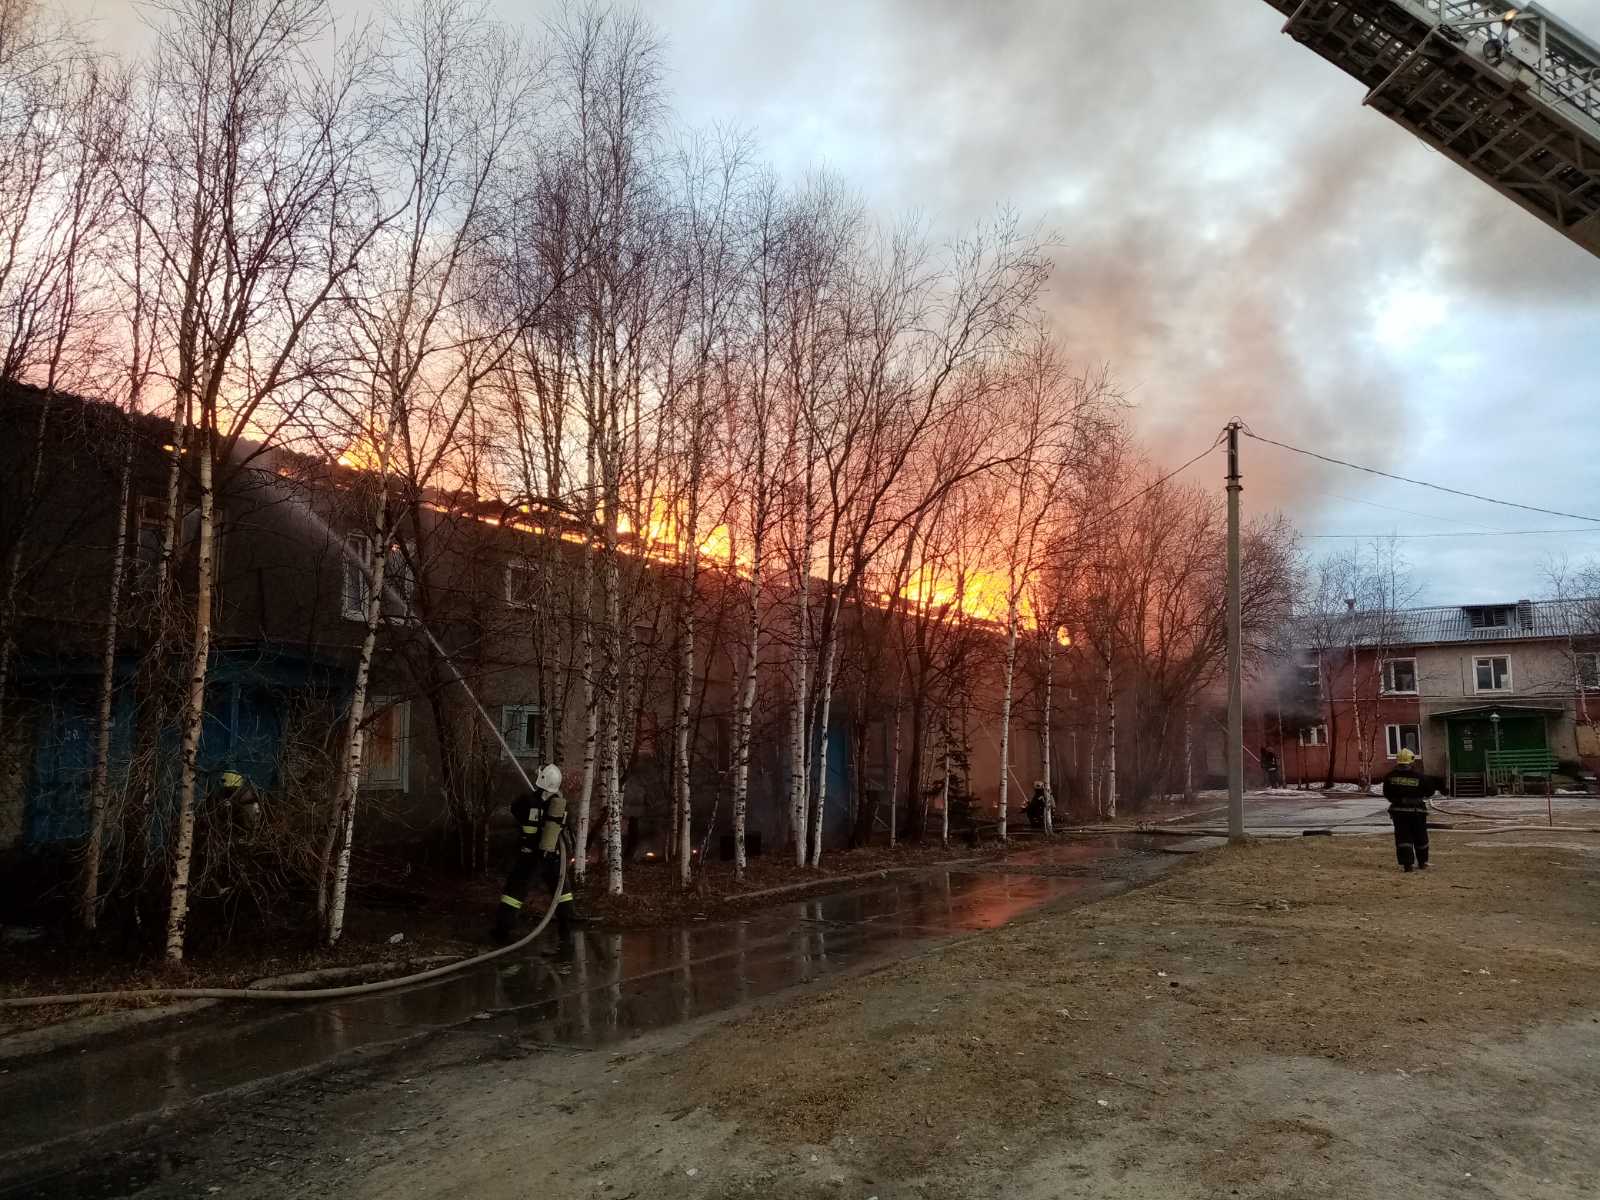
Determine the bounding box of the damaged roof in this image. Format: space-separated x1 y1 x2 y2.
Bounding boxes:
1294 598 1600 649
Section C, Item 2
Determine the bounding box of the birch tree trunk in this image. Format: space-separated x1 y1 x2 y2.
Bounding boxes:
667 666 682 866
1087 684 1101 818
603 450 625 897
730 531 762 880
997 593 1019 842
671 432 710 883
1104 660 1118 822
1040 633 1053 834
887 667 904 850
574 439 599 884
808 592 842 868
164 432 215 963
941 715 952 847
575 570 598 883
1349 645 1370 787
904 693 925 842
327 779 359 946
319 533 388 944
80 439 134 931
789 514 813 865
674 574 695 888
1183 701 1195 803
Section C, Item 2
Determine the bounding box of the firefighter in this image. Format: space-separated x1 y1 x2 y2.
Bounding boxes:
1025 781 1049 830
491 764 575 946
1382 748 1436 872
1259 746 1281 788
215 770 263 831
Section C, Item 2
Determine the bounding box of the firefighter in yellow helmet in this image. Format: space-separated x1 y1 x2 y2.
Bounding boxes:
216 769 262 831
1382 748 1436 872
491 764 575 946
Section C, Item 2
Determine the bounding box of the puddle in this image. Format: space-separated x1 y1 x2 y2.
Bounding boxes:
0 839 1173 1175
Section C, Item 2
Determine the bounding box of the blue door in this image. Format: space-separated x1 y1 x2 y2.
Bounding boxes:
823 724 852 845
27 703 95 844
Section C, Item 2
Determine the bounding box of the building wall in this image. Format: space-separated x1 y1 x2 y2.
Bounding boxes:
1414 640 1589 773
1264 636 1599 787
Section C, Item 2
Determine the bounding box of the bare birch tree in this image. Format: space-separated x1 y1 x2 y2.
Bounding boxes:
131 0 383 962
545 5 668 896
308 0 542 945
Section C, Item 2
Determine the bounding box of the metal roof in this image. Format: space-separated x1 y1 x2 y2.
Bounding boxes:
1428 703 1567 720
1295 598 1600 648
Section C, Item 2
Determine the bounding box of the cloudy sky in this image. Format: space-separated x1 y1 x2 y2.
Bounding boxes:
66 0 1600 603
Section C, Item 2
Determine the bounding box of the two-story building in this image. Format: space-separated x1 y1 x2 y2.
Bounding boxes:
1 386 1051 882
1272 598 1600 794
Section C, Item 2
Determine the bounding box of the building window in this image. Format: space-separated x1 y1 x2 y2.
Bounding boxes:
362 698 410 792
342 534 371 620
1385 724 1421 758
502 705 545 759
134 495 168 585
1381 657 1418 695
1578 652 1600 691
1297 724 1327 747
1297 652 1322 695
1468 606 1510 629
343 535 417 623
1473 655 1512 693
505 560 538 609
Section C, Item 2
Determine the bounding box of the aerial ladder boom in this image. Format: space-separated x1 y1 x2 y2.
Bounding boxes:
1264 1 1600 258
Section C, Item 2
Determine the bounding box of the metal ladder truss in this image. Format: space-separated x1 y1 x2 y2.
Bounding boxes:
1265 0 1600 257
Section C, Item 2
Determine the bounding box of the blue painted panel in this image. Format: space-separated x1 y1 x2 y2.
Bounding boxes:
823 723 852 843
26 701 95 844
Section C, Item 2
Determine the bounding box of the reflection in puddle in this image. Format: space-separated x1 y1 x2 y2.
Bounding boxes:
0 842 1171 1158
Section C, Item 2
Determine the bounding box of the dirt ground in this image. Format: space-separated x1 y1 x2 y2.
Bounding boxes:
114 831 1600 1200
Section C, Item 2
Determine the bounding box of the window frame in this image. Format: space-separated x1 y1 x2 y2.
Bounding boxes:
134 494 215 597
1380 656 1418 696
342 535 418 625
1296 651 1323 696
1577 651 1600 691
342 533 372 622
134 495 169 582
361 697 411 792
1472 654 1512 694
1297 724 1327 748
1385 723 1421 759
1468 606 1511 629
381 540 418 624
501 704 544 759
504 559 538 609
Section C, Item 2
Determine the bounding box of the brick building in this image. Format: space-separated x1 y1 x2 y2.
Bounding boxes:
1264 599 1600 794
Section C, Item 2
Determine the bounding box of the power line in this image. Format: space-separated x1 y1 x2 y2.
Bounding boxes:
1243 430 1600 526
1061 438 1222 547
1304 528 1600 540
1312 489 1504 532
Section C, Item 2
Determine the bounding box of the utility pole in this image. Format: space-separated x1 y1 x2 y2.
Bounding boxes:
1226 421 1245 844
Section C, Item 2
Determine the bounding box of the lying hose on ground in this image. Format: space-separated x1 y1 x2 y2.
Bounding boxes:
0 858 566 1012
1063 820 1600 837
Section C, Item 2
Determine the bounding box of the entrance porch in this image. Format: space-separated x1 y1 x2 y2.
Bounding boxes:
1432 704 1560 797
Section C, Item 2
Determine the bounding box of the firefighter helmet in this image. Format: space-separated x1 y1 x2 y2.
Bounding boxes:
535 763 562 793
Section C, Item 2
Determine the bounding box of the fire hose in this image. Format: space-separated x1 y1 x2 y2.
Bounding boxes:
0 855 566 1011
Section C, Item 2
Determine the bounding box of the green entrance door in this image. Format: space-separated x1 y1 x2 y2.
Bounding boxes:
1448 714 1547 775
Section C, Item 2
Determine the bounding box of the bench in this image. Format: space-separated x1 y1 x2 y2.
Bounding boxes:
1484 749 1559 795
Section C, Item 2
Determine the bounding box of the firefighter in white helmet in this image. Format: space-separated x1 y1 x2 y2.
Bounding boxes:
491 763 575 946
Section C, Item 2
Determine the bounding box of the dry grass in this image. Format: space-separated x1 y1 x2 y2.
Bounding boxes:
666 835 1600 1169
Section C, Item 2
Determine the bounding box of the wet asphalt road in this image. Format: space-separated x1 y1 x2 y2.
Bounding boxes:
0 835 1172 1197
